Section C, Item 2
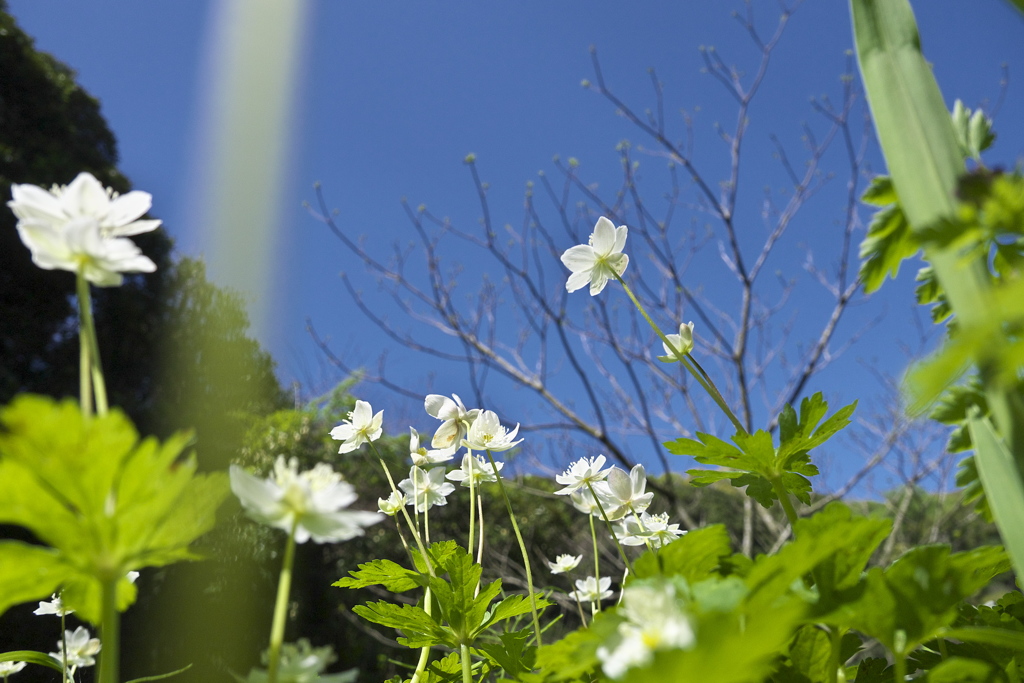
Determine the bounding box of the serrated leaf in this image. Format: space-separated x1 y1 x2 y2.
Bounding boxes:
353 601 452 648
859 201 919 293
0 395 229 623
777 393 857 467
334 558 424 592
483 593 550 633
788 625 832 683
633 525 731 583
861 175 898 207
478 629 534 678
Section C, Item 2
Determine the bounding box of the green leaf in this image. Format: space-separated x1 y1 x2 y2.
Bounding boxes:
124 663 194 683
478 629 535 678
0 650 65 674
787 625 832 683
851 0 963 231
633 525 731 584
798 502 891 607
0 395 230 623
535 610 618 681
0 542 73 618
914 265 952 323
777 393 857 467
483 593 549 633
822 544 1009 652
859 200 918 293
941 626 1024 651
353 601 452 649
927 657 1005 683
678 394 853 509
334 559 424 592
969 413 1024 582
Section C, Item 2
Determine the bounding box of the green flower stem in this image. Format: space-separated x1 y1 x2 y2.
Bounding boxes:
627 504 655 553
76 270 108 416
483 450 543 646
267 519 299 683
367 445 434 578
588 515 600 585
893 652 906 683
585 481 632 576
97 576 120 683
475 494 485 565
61 606 69 683
468 469 476 563
460 644 473 683
613 273 746 435
770 477 800 530
367 445 435 683
828 627 844 683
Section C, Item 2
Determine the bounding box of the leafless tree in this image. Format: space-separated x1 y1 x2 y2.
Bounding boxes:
304 3 953 554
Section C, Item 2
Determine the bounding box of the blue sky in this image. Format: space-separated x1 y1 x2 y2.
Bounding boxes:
7 1 1024 491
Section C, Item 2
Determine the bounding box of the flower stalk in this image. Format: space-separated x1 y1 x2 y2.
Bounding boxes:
585 481 632 575
483 450 543 646
613 272 746 435
97 576 119 683
76 270 108 417
266 519 299 683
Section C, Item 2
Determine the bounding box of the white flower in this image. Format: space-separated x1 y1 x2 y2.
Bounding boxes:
15 216 156 286
658 322 695 362
424 394 480 453
409 427 454 467
127 570 140 584
615 512 684 548
446 453 503 487
643 512 686 548
230 456 383 543
330 400 383 454
399 466 455 511
462 410 522 452
594 465 654 520
244 639 358 683
34 593 73 616
570 488 602 517
560 216 629 295
9 172 161 236
571 575 613 604
547 554 582 574
8 173 161 287
555 455 612 496
597 580 695 679
49 626 101 670
377 490 405 517
0 661 26 677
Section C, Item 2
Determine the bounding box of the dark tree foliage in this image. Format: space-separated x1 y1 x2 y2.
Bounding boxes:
0 4 286 678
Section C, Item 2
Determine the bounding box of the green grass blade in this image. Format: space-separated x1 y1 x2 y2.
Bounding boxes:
968 414 1024 579
0 650 64 674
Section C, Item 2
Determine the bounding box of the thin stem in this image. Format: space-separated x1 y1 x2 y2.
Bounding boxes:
588 515 600 585
828 626 844 683
367 444 434 577
585 481 632 575
893 652 906 683
266 519 298 683
460 644 473 683
61 606 69 683
770 476 800 529
475 494 485 565
572 582 588 628
614 273 746 434
97 576 120 683
367 445 434 683
75 272 93 418
76 270 108 416
483 450 543 646
468 466 476 561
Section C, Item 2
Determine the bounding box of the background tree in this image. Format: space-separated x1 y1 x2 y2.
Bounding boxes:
0 4 286 678
306 3 959 556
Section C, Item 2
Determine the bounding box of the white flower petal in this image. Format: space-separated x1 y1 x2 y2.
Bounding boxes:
62 172 110 219
559 244 597 271
106 190 152 228
590 216 617 254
